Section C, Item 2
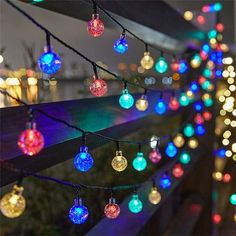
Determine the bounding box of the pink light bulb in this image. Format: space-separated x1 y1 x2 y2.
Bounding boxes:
203 111 212 121
87 14 104 37
149 149 162 164
89 76 107 97
18 122 44 156
168 97 180 111
194 113 204 125
104 197 120 219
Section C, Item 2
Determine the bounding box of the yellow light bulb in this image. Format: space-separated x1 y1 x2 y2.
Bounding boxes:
111 151 127 172
226 150 232 157
148 187 161 205
186 90 194 99
135 95 149 111
188 138 198 149
0 185 26 218
183 11 193 21
190 59 201 68
140 52 154 70
173 133 185 148
232 143 236 152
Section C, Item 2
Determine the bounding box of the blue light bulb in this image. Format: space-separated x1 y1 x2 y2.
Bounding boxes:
165 142 177 158
159 174 171 189
119 89 134 109
69 197 89 224
194 101 204 112
215 148 226 158
113 34 128 54
38 51 62 75
155 99 167 115
195 124 205 136
178 60 188 74
74 146 94 172
155 57 168 73
190 82 199 92
128 193 143 214
132 152 147 171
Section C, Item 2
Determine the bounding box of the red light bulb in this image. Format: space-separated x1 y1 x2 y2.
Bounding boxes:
194 113 204 125
198 76 206 85
197 15 206 24
212 214 222 224
104 197 120 219
87 14 104 37
200 51 208 60
149 148 162 164
89 76 107 97
216 23 224 32
172 163 184 178
223 173 231 183
168 97 180 111
18 122 44 156
202 111 212 121
170 60 180 72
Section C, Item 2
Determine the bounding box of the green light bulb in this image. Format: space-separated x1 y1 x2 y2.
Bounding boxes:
183 124 195 137
203 68 212 78
229 194 236 205
204 98 213 107
179 93 190 106
202 80 212 90
155 56 168 73
208 29 217 39
119 89 134 109
132 152 147 171
128 193 143 214
214 3 222 11
179 152 191 164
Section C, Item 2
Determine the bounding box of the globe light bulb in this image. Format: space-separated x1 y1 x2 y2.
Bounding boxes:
0 185 26 218
178 60 188 74
38 48 62 75
229 194 236 205
104 197 120 219
128 193 143 214
18 121 44 156
172 163 184 178
188 138 199 149
135 95 149 111
89 76 107 97
165 142 177 158
150 136 159 149
159 173 171 189
190 54 202 68
111 151 127 172
132 152 147 171
114 33 128 54
148 187 161 205
140 51 154 69
195 124 205 136
119 89 134 109
173 133 185 148
74 146 94 172
194 113 204 125
149 148 162 164
183 124 195 137
87 14 104 37
179 93 190 106
69 197 89 224
194 101 204 112
180 152 191 164
203 97 213 107
155 56 168 73
155 99 167 115
168 97 180 111
202 111 212 121
170 59 180 72
190 82 199 93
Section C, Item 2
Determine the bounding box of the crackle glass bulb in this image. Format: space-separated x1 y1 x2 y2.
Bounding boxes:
179 93 190 106
132 152 147 171
165 142 177 158
203 111 212 121
128 193 143 214
69 197 89 224
149 148 162 164
119 89 134 109
183 124 195 137
173 133 185 148
155 56 168 73
170 59 180 72
0 185 26 218
89 77 107 97
195 124 205 136
188 138 199 149
140 52 154 69
135 95 149 111
114 34 128 54
194 101 204 112
160 174 171 189
87 13 104 37
180 152 191 164
150 136 158 149
168 97 180 111
155 99 167 115
104 197 120 219
74 146 94 172
194 113 204 125
18 122 44 156
178 60 188 73
172 163 184 178
148 187 161 205
38 50 62 75
111 151 127 172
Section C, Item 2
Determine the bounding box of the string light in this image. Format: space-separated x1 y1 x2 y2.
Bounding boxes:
128 192 143 214
193 101 204 112
135 92 149 111
104 196 120 219
183 11 193 21
165 141 177 158
69 197 89 224
132 151 147 172
0 185 26 218
194 113 204 125
155 54 168 74
140 46 154 70
74 133 94 172
183 123 195 138
119 84 134 109
190 54 202 68
155 97 167 115
148 180 161 205
188 138 199 149
179 152 191 164
168 96 180 111
114 30 128 54
172 163 184 178
170 58 180 72
149 148 162 164
179 92 190 106
178 59 188 73
111 144 128 172
173 133 185 148
229 194 236 205
159 173 171 189
195 124 205 136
